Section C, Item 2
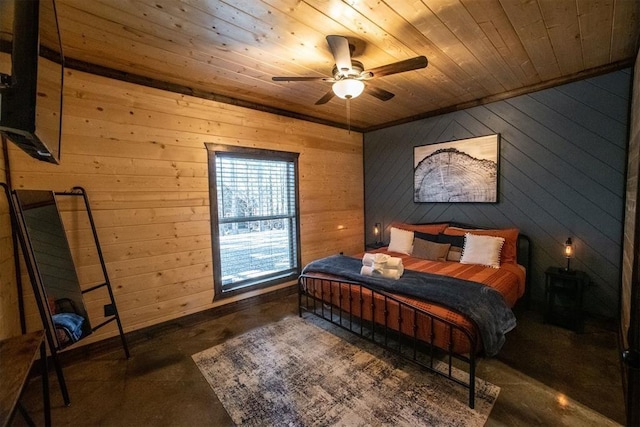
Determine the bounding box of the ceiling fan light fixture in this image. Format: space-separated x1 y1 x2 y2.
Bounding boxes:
332 79 364 99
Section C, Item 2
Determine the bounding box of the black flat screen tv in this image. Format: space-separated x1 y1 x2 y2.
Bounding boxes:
0 0 64 164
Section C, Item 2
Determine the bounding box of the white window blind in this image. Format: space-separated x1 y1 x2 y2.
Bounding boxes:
210 149 299 294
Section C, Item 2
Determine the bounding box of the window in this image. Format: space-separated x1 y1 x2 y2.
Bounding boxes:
206 144 301 298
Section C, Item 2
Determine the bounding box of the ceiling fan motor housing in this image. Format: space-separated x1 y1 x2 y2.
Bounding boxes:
332 60 364 79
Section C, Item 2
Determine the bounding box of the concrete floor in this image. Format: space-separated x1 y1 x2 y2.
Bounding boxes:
15 288 625 426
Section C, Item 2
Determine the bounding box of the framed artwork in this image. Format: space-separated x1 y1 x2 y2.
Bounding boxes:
414 134 500 203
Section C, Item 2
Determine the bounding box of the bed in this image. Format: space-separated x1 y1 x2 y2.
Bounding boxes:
298 222 531 408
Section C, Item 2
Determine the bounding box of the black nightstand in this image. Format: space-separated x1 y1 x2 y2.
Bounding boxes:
544 267 590 332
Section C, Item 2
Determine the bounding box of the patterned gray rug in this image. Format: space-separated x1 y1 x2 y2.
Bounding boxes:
192 315 499 427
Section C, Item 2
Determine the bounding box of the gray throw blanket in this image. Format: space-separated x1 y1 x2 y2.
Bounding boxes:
301 254 516 357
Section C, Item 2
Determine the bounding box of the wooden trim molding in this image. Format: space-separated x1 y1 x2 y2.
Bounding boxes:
63 57 359 132
365 59 636 132
64 56 633 134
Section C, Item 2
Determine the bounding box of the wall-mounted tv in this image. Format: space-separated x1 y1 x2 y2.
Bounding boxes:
0 0 64 164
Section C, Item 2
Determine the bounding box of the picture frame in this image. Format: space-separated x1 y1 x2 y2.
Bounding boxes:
414 134 500 203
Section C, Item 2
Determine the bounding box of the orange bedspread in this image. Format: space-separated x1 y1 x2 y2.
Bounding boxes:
369 247 526 307
300 249 525 355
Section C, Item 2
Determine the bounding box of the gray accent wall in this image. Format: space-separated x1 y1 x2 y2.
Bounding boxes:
621 52 640 351
364 69 631 318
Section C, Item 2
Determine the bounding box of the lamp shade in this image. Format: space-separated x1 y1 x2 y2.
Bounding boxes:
332 79 365 99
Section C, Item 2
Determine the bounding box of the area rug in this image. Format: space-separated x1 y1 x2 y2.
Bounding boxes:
192 315 499 427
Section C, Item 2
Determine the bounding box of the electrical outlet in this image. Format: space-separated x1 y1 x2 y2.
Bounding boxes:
104 304 116 317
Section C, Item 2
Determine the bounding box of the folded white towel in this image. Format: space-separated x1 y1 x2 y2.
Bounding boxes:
385 256 403 269
371 253 389 264
362 253 376 267
363 253 390 267
373 262 387 272
380 266 404 280
362 253 403 278
360 265 376 276
361 265 404 279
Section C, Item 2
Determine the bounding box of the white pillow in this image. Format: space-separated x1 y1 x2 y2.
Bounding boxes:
460 233 505 268
387 227 414 255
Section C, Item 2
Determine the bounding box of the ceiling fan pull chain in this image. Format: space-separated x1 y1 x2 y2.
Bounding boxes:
346 97 351 134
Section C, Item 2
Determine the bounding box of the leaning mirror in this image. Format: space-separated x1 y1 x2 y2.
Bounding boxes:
14 189 92 349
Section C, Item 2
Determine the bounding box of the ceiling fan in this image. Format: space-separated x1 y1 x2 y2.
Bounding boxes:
272 35 428 105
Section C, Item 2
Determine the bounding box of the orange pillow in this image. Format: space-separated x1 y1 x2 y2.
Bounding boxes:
391 222 448 235
443 226 519 264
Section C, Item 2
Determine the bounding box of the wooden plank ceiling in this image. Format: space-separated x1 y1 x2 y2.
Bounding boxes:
55 0 640 132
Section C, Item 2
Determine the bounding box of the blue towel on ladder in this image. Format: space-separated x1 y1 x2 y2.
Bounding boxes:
52 312 86 342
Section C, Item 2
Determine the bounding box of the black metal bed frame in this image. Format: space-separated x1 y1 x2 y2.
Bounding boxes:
298 223 532 409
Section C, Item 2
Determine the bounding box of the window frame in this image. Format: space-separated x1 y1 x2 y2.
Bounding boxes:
205 143 301 300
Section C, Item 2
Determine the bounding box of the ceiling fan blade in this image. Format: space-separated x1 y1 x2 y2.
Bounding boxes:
272 76 332 82
365 56 428 78
315 90 335 105
326 35 352 75
366 86 395 101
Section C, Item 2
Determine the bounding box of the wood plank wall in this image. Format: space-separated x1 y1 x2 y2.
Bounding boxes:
0 69 363 344
364 69 631 318
0 140 20 340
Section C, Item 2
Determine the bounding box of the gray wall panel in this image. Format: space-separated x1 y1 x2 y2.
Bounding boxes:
504 96 625 186
530 88 628 147
364 69 631 318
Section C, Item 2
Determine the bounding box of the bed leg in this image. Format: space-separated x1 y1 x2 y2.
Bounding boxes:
298 279 303 317
469 356 476 409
